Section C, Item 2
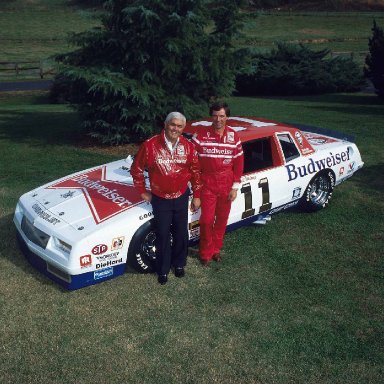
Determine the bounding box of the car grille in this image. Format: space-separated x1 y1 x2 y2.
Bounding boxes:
21 215 50 249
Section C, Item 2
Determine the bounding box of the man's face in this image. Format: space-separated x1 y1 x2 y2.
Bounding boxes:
211 108 227 131
164 118 185 144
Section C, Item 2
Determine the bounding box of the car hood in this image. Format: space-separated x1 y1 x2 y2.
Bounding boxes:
24 158 145 235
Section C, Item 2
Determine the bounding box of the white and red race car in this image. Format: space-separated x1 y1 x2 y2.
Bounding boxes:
14 117 364 289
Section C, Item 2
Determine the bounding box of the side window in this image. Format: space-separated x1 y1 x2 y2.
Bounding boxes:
243 137 274 174
278 134 300 162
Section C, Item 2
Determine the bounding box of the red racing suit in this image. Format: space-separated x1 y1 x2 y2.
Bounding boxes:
131 131 202 199
191 125 244 261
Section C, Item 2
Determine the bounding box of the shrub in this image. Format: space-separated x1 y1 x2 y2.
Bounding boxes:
235 42 363 96
53 0 245 145
365 20 384 98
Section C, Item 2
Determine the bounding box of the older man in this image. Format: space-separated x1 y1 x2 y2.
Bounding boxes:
131 112 201 284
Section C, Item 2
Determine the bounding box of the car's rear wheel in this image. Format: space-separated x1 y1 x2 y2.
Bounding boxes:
300 171 335 212
126 220 157 273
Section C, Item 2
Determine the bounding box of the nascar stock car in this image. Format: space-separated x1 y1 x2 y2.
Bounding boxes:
14 117 364 290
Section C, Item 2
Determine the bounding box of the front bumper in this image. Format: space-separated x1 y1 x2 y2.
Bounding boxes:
15 229 126 290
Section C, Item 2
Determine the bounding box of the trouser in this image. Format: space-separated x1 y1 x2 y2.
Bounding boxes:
199 184 232 261
151 189 189 275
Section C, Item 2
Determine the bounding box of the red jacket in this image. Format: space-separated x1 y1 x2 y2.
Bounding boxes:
191 125 244 190
131 131 202 199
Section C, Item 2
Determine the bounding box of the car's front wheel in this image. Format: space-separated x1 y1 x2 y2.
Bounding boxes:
300 171 335 212
126 220 157 273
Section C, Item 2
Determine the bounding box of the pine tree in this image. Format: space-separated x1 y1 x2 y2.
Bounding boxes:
365 20 384 98
54 0 244 144
236 42 363 96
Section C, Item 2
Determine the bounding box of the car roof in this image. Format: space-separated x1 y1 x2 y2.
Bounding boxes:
184 116 315 156
184 116 298 143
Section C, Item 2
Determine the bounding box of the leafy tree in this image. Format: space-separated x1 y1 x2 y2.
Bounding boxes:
53 0 244 144
236 42 363 96
365 20 384 98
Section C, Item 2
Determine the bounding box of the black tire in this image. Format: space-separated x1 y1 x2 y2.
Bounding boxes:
300 171 335 212
126 220 157 273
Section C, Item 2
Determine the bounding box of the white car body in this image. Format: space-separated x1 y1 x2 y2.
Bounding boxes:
14 117 364 289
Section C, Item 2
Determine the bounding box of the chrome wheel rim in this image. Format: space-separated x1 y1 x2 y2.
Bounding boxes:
309 175 330 205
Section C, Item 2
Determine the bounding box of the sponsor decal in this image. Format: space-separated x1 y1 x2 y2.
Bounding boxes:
227 132 234 143
339 167 345 176
96 251 120 262
156 158 187 165
111 237 124 250
60 190 75 199
46 166 143 224
304 133 338 145
301 147 313 155
80 255 92 268
177 145 185 156
92 244 108 255
292 187 301 199
223 158 232 164
241 175 257 182
295 132 303 146
202 147 233 155
189 220 200 230
139 212 153 220
348 161 356 173
270 200 299 215
32 203 60 225
96 258 123 269
286 151 350 182
94 267 113 280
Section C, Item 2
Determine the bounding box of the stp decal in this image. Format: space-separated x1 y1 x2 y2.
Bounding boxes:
92 244 108 255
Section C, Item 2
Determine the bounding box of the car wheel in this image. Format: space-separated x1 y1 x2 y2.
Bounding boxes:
300 171 335 212
127 220 157 273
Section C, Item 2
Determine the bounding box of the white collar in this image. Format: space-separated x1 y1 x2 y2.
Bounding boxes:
164 132 179 154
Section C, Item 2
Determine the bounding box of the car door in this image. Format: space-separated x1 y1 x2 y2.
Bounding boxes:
227 134 298 226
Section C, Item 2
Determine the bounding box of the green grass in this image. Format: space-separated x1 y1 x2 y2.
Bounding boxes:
0 91 383 383
0 0 100 78
1 1 384 79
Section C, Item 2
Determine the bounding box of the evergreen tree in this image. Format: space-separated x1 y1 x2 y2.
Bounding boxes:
236 42 363 96
365 20 384 98
54 0 244 144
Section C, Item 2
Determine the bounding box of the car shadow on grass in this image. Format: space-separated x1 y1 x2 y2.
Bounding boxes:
0 212 68 292
352 163 384 195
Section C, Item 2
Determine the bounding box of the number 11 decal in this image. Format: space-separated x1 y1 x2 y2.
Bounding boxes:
241 178 272 219
241 183 255 219
258 177 272 213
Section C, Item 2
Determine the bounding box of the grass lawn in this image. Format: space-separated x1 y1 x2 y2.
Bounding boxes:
1 1 384 79
0 91 383 383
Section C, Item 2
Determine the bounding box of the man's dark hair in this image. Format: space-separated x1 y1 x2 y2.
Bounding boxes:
209 102 230 117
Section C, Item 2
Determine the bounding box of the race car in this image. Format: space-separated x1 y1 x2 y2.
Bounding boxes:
13 117 364 290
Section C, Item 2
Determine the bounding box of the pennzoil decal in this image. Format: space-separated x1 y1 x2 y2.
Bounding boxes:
47 166 143 224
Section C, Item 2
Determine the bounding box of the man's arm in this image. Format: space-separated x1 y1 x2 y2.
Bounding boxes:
130 143 149 196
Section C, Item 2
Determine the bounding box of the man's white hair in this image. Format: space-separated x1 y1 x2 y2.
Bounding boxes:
164 112 186 126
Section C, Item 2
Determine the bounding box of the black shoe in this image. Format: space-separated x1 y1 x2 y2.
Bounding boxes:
174 267 185 278
158 274 168 285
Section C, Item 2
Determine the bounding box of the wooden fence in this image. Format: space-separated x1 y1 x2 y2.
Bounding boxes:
0 61 55 78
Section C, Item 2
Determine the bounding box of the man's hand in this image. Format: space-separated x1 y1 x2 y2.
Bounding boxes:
190 197 201 212
141 192 152 202
228 189 238 202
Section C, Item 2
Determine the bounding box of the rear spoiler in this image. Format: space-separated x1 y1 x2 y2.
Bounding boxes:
285 123 355 143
